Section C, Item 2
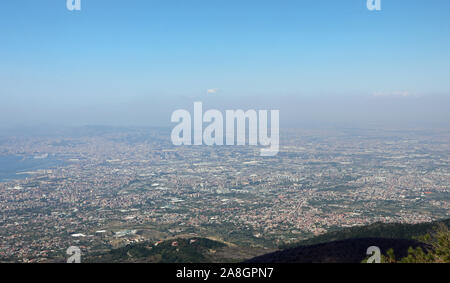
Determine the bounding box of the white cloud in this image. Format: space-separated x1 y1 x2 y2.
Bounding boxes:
372 91 411 97
207 88 219 94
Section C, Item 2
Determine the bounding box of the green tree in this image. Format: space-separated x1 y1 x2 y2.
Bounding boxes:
380 248 396 263
363 223 449 263
398 223 449 263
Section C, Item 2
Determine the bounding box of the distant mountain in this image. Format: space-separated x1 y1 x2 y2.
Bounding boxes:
247 218 449 263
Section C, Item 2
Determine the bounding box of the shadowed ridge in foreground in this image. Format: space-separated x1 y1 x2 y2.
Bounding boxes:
246 238 427 263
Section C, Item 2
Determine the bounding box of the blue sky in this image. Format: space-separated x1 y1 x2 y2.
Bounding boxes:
1 0 449 127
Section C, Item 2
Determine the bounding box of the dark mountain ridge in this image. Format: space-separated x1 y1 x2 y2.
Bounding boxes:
282 218 450 248
247 238 427 263
248 218 449 263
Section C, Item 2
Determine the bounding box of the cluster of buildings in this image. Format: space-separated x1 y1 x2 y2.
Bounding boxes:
0 127 448 262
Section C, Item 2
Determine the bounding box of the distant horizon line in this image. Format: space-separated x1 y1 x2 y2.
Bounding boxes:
1 122 449 133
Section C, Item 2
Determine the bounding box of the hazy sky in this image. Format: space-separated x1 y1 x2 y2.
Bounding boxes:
1 0 449 128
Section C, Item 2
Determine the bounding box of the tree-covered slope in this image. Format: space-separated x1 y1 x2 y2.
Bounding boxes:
281 218 450 249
